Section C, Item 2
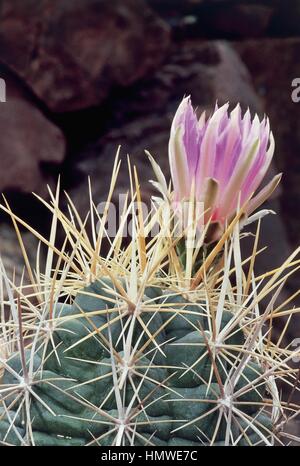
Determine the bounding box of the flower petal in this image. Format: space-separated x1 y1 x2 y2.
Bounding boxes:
219 138 260 220
169 126 190 199
247 173 282 216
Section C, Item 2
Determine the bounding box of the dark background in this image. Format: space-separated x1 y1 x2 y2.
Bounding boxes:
0 0 300 439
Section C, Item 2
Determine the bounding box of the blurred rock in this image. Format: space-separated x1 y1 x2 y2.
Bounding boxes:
147 0 300 39
270 0 300 37
68 40 264 214
0 0 170 112
0 68 65 194
215 4 272 37
191 2 273 39
235 38 300 247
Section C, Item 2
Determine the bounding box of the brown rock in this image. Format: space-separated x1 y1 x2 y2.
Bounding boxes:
198 2 273 38
148 0 300 39
0 0 170 112
0 67 65 194
148 0 273 38
234 38 300 247
69 40 264 214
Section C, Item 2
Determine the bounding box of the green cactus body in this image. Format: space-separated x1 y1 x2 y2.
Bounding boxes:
0 278 272 446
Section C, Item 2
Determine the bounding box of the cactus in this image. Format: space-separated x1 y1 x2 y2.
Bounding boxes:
0 98 299 446
0 281 267 445
0 160 299 447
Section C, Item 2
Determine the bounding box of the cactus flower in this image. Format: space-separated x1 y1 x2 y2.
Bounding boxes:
169 97 281 235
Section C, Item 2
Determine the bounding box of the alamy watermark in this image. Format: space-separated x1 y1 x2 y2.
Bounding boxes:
0 78 6 102
96 195 205 245
291 338 300 363
291 78 300 103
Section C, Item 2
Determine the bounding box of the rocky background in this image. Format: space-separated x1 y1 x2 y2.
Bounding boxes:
0 0 300 437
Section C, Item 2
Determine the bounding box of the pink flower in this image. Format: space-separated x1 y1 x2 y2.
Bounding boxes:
169 97 281 234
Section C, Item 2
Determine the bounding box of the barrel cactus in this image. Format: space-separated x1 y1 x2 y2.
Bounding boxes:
0 189 299 446
0 281 269 445
0 98 299 446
